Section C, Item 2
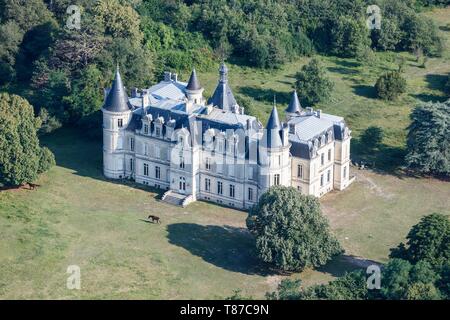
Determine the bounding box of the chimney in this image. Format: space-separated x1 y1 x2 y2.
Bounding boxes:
164 71 172 82
131 87 138 98
142 89 149 108
316 109 322 118
171 73 178 82
306 107 314 115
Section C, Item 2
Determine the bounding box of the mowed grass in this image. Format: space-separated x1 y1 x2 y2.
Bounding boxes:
0 7 449 300
1 128 449 299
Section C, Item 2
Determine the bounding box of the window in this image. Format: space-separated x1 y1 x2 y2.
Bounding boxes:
229 184 235 198
248 188 253 201
278 155 281 166
248 167 254 180
217 181 223 195
205 178 211 191
144 144 148 156
205 158 211 171
155 146 160 159
118 119 123 128
155 166 161 180
143 163 149 176
180 156 185 169
320 174 324 187
328 149 332 162
130 138 134 151
156 127 161 137
321 153 324 165
144 124 149 134
218 140 224 153
297 165 303 178
179 176 186 191
274 174 280 186
327 169 331 182
344 166 347 179
297 185 302 193
129 158 134 172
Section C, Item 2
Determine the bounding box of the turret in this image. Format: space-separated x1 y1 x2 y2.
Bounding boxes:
258 105 291 192
285 90 301 121
185 69 204 108
102 67 133 179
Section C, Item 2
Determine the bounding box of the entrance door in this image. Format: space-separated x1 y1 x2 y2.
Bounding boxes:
179 176 186 193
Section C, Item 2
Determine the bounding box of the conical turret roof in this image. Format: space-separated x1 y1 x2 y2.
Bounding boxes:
186 69 202 91
262 105 283 148
103 67 132 113
208 63 238 111
285 90 301 114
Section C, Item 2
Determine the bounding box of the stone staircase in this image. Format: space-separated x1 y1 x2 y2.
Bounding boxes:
161 190 193 207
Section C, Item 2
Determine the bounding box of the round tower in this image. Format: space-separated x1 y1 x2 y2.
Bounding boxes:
102 67 133 179
185 69 204 105
258 105 291 194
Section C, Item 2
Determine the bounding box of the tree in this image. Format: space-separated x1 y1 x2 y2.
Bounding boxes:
246 186 342 272
390 213 450 269
295 58 334 107
267 271 368 300
375 71 406 101
445 74 450 96
330 16 371 58
94 0 143 44
38 146 55 174
66 65 104 122
0 21 23 84
0 93 54 187
360 126 383 151
405 101 450 176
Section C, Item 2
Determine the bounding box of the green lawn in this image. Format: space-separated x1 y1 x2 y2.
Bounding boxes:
0 7 449 300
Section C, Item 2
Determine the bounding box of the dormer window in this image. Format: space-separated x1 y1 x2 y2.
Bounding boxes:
289 124 295 134
144 124 149 134
156 127 161 137
118 119 123 128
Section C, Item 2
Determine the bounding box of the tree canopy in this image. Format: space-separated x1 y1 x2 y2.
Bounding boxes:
246 186 342 272
0 93 55 187
405 101 450 177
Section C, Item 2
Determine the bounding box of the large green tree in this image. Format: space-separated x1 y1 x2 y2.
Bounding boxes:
246 186 342 272
405 101 450 176
390 213 450 269
295 58 334 107
0 93 55 187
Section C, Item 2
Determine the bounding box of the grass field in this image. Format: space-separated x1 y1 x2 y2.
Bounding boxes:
0 8 449 300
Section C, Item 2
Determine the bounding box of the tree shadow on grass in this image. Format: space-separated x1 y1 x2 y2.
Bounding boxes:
167 223 275 276
239 86 291 105
352 84 377 99
41 127 165 199
424 74 448 91
317 254 382 278
351 137 407 177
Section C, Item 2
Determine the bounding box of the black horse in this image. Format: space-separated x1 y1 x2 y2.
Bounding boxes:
147 215 161 224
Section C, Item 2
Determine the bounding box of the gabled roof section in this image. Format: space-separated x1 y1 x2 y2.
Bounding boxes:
208 63 238 112
285 90 301 114
186 69 202 91
103 67 132 113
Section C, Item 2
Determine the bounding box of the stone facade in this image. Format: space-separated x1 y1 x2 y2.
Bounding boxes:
102 65 353 209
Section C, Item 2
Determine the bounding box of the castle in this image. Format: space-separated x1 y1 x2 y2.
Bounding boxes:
102 64 353 209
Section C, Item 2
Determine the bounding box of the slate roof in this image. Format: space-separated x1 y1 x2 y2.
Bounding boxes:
208 63 238 111
186 69 202 91
103 68 133 112
285 90 301 114
261 106 283 148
